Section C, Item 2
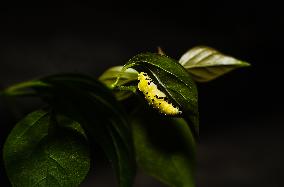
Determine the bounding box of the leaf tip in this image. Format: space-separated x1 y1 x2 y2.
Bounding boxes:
157 47 166 56
240 61 251 67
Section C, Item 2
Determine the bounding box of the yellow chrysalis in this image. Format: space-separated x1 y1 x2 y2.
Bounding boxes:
137 72 182 115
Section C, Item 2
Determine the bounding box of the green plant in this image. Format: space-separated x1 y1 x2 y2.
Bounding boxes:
1 46 250 187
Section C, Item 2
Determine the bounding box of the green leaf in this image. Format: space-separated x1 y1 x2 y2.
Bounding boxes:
99 66 138 87
99 66 138 100
1 80 49 97
120 53 199 136
56 115 87 139
3 110 90 187
179 46 250 82
131 105 196 187
36 74 136 187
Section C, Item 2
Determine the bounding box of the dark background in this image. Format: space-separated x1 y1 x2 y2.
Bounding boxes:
0 2 283 187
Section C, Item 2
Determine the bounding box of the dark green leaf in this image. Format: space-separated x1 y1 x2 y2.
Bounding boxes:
131 105 196 187
121 53 199 136
56 115 87 139
36 74 136 187
3 110 90 187
179 46 250 82
1 74 136 187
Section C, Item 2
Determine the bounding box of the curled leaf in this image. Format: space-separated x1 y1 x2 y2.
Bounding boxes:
119 53 199 136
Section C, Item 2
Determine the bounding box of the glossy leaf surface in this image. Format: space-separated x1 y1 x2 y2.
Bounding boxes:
122 53 199 135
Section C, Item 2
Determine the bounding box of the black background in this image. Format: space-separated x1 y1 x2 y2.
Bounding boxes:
0 2 283 187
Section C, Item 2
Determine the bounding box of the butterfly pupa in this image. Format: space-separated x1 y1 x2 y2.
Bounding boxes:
137 72 182 116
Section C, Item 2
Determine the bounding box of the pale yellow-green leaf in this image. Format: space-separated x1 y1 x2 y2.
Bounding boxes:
179 46 250 82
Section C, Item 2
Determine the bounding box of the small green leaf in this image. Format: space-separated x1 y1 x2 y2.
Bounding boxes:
120 53 199 136
99 66 138 100
3 110 90 187
179 46 250 82
131 105 196 187
99 66 138 87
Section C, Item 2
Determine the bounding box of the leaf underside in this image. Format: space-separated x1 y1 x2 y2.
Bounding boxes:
99 66 138 100
179 46 250 82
